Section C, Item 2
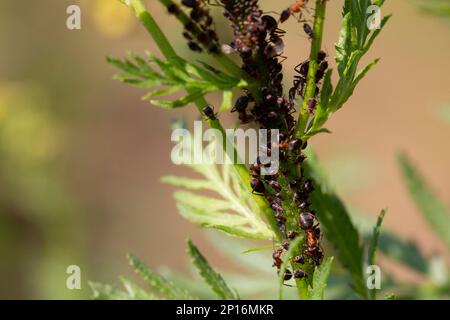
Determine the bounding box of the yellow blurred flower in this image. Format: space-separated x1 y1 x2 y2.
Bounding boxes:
89 0 135 38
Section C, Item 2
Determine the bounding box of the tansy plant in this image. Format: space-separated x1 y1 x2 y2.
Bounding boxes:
90 0 450 300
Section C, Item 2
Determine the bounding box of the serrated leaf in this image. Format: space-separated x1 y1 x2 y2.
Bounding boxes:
368 209 386 267
174 190 234 212
150 89 206 108
211 224 272 240
351 210 428 274
176 203 250 227
187 240 239 300
109 51 244 110
89 282 129 300
161 175 214 190
141 86 180 100
398 153 450 249
127 254 194 299
119 276 157 300
367 209 386 300
308 257 334 300
241 246 272 254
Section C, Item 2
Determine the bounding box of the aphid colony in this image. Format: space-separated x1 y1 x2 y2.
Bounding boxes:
168 0 327 282
167 0 220 54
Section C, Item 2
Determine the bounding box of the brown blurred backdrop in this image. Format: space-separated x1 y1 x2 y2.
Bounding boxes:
0 0 449 299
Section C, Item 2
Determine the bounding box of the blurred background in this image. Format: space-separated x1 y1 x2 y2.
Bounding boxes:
0 0 449 299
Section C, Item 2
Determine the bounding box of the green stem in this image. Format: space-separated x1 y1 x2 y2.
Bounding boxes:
125 0 281 240
295 0 327 139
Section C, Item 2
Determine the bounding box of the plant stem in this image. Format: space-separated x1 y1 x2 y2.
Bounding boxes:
125 0 281 241
295 0 327 139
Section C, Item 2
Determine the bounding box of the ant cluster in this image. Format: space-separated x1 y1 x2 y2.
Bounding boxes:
172 0 326 282
167 0 220 53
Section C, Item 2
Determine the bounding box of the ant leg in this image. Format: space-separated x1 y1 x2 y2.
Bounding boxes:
263 10 281 16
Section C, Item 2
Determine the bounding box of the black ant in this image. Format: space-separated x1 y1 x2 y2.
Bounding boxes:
202 105 218 121
280 0 309 23
231 96 254 124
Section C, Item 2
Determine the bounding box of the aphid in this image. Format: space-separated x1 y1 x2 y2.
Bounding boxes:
287 230 298 239
167 3 180 14
294 255 305 264
268 180 281 192
289 139 303 151
281 269 293 281
293 191 303 204
282 240 290 250
188 41 203 52
299 201 309 210
307 98 317 115
181 0 198 8
182 31 193 40
299 212 315 230
232 96 249 113
317 50 327 63
202 105 218 120
303 23 313 39
275 211 287 222
280 0 309 23
294 269 307 279
304 179 314 193
315 61 329 83
250 177 265 194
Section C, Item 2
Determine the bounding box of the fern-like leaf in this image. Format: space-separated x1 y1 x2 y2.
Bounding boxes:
187 240 239 300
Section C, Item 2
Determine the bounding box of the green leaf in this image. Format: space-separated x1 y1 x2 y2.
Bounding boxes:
220 91 233 112
127 254 194 299
278 236 303 300
187 240 239 300
368 209 386 267
398 153 450 248
119 276 157 300
367 209 386 300
350 209 428 274
435 104 450 125
150 89 206 109
89 282 129 300
164 150 273 240
108 52 244 110
308 257 334 300
304 150 367 299
161 176 214 190
241 246 272 254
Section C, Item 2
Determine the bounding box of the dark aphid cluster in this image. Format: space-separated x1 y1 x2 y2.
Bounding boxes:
167 0 220 53
173 0 325 280
220 0 264 55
